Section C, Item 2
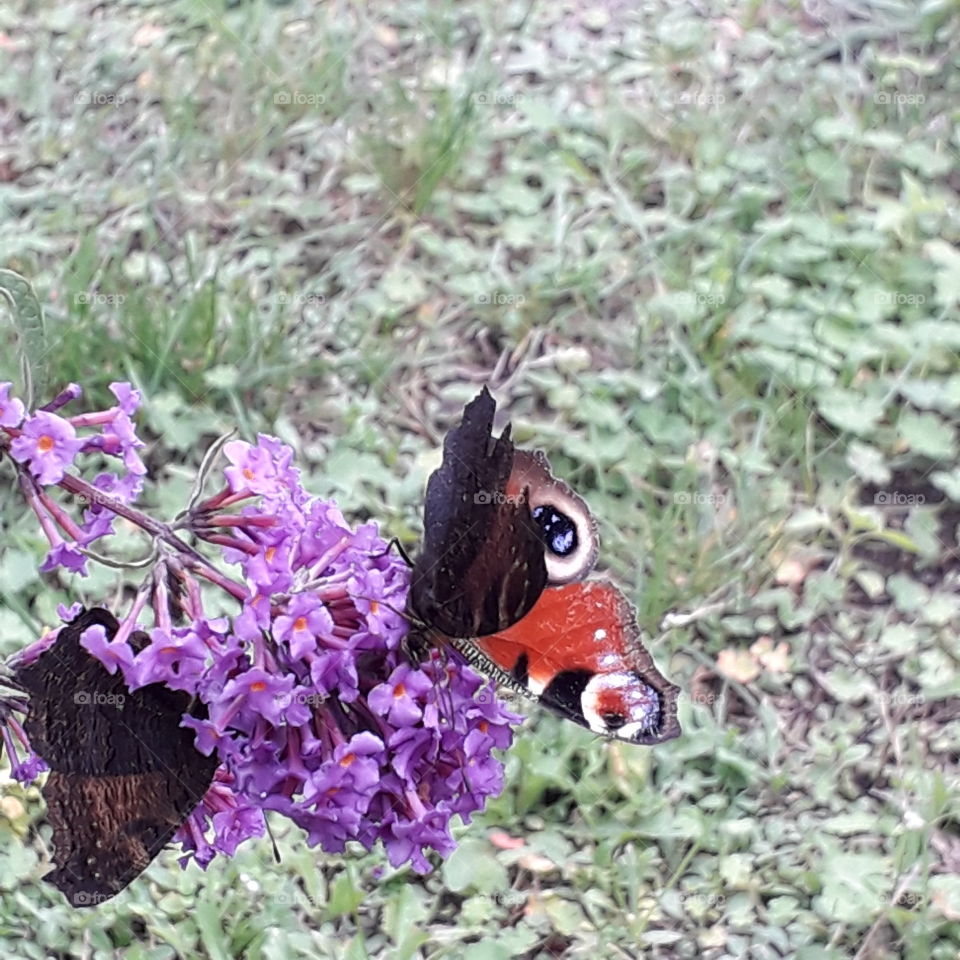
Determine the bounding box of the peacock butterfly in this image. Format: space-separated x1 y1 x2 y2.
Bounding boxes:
14 607 217 907
409 387 681 745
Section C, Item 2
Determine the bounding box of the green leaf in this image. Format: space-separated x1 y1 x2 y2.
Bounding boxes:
898 410 956 459
813 853 891 924
442 840 508 894
328 870 365 918
886 573 930 613
924 240 960 307
931 468 960 501
846 442 891 485
542 895 587 936
817 389 885 435
203 365 241 390
0 268 48 407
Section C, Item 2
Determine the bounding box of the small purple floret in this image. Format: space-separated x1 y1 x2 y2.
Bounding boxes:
10 411 84 484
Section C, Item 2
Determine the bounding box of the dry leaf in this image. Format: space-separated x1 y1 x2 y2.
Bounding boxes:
518 853 557 873
489 831 525 851
751 636 790 673
373 24 400 49
133 23 166 47
931 889 960 921
0 796 24 819
775 557 809 586
716 648 760 684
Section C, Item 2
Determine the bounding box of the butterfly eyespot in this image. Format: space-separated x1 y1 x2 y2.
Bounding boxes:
528 497 598 584
532 506 578 558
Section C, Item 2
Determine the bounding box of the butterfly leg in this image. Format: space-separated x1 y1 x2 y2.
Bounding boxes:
370 538 414 568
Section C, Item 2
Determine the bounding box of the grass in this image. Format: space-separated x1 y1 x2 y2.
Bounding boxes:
1 0 959 957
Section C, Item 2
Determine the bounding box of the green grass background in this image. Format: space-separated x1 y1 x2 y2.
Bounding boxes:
1 0 959 957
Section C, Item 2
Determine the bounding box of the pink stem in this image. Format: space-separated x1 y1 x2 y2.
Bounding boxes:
200 533 260 556
19 475 61 549
196 488 253 512
204 514 275 529
153 565 172 635
69 410 116 427
188 561 249 602
114 588 151 647
38 489 87 542
52 471 247 598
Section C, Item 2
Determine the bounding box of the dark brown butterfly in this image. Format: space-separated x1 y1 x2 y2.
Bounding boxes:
14 608 217 907
410 387 681 745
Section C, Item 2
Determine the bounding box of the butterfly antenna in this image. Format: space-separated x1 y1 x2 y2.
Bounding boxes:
370 538 415 568
263 815 282 864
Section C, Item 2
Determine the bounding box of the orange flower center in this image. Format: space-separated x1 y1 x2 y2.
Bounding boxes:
339 753 355 768
161 646 178 655
243 467 255 480
393 683 406 699
370 600 380 614
294 616 308 632
265 546 276 563
37 435 55 453
250 681 267 692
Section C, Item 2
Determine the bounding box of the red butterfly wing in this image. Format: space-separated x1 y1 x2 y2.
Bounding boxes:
464 580 680 745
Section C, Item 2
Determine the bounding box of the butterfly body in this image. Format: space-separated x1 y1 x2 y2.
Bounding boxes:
410 388 681 746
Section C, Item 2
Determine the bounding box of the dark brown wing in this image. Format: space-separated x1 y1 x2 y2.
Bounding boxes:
14 608 217 907
410 387 548 637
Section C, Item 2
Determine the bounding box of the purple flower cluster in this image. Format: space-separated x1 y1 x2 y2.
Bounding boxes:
1 383 519 875
0 381 145 576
